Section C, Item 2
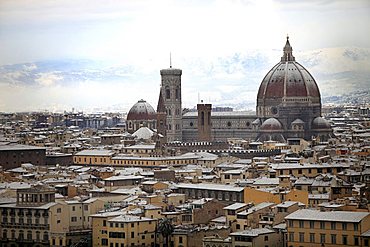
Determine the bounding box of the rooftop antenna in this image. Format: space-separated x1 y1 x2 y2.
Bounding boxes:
170 52 172 68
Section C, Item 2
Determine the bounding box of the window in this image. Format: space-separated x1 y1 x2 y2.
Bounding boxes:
299 232 304 242
18 230 24 240
331 234 336 244
342 222 347 230
57 208 61 213
299 220 304 228
354 223 358 231
289 233 294 242
101 238 108 246
71 217 77 222
72 206 75 211
331 222 336 230
320 234 325 244
309 221 314 229
201 112 205 126
264 236 268 241
236 224 240 229
131 232 135 238
342 235 348 245
354 236 359 245
43 232 48 241
175 88 179 100
288 220 293 228
179 236 183 243
27 231 32 240
320 221 325 229
309 233 315 243
166 88 170 99
103 220 106 227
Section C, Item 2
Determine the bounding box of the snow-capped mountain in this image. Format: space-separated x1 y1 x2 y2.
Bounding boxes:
0 47 369 112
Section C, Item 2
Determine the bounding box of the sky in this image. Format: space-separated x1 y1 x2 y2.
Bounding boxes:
0 0 369 112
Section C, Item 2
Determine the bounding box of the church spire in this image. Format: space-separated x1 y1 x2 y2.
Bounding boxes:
281 35 295 62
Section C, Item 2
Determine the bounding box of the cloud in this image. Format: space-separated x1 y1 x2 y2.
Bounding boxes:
35 72 63 86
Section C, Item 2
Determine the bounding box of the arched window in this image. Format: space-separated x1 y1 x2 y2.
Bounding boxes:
43 231 48 241
175 88 179 100
19 230 24 240
166 88 170 99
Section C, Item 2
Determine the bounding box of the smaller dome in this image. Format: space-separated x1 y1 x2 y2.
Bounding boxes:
312 117 331 129
133 127 154 140
260 118 283 131
127 99 157 121
252 118 261 125
291 118 304 125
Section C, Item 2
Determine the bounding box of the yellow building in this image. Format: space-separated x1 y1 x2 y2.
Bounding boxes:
111 153 198 167
234 202 275 230
286 209 370 247
73 149 114 165
91 212 157 247
230 228 283 247
224 203 250 232
0 185 72 246
120 144 156 156
243 187 308 206
271 163 349 178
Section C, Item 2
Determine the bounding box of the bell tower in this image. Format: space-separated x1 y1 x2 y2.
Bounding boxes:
159 60 182 142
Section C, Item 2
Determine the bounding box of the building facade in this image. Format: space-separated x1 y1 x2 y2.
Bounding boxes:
285 209 370 247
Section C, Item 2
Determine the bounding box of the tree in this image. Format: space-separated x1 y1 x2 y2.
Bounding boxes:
157 218 174 247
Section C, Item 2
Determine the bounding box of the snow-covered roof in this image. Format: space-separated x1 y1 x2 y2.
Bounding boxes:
285 209 369 222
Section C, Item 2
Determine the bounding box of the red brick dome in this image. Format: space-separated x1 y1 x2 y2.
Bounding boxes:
257 37 320 100
127 99 157 121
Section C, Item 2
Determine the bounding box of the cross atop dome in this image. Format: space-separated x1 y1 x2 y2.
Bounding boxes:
281 35 295 62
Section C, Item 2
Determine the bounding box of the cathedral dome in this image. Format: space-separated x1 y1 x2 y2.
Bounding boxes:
127 99 157 121
260 118 283 131
257 37 320 101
